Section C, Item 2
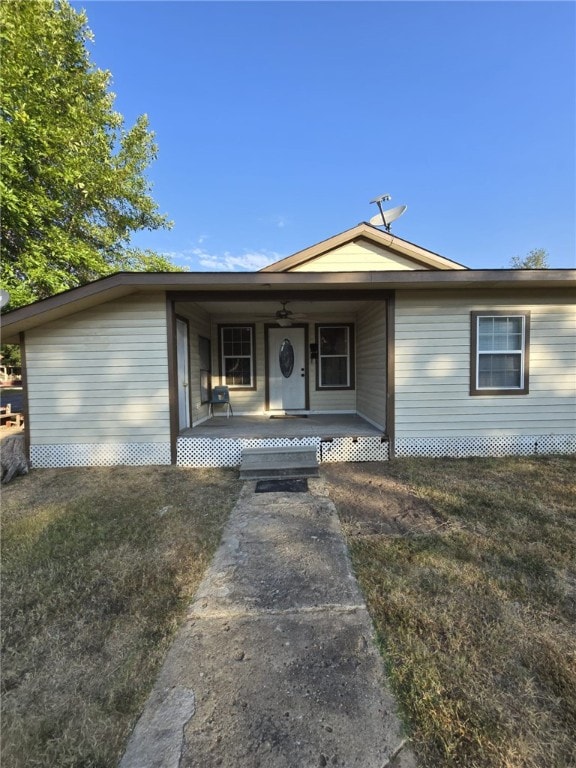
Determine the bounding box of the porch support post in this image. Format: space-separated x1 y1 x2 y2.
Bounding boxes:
20 331 31 463
386 293 396 459
166 296 179 465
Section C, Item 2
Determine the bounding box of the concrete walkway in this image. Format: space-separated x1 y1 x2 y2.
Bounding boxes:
120 478 416 768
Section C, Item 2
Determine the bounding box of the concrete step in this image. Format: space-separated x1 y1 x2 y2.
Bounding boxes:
239 445 319 480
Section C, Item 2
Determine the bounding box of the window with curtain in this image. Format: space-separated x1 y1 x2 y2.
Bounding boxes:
219 325 255 389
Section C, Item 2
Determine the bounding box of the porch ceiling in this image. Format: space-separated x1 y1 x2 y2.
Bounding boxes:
183 298 371 317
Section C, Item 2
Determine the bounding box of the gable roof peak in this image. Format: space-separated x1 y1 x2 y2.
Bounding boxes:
260 222 469 272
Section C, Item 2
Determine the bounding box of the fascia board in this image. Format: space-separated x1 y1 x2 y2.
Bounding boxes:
2 269 574 343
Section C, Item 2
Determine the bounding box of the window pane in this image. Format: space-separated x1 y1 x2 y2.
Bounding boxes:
478 317 494 351
478 353 521 388
321 357 348 387
320 327 347 355
222 329 232 356
504 318 522 350
223 328 251 356
224 357 251 386
478 334 493 351
478 317 522 351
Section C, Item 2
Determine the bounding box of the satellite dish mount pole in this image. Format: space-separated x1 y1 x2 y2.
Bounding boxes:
376 196 390 229
370 194 391 230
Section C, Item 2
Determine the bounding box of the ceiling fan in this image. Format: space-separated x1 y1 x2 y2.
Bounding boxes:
253 301 307 326
252 301 307 326
275 301 294 326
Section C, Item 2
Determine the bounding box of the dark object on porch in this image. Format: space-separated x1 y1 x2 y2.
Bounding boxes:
209 386 233 418
269 414 308 419
255 478 308 493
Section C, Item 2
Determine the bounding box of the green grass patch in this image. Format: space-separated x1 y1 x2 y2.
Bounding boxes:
1 465 242 768
325 456 576 768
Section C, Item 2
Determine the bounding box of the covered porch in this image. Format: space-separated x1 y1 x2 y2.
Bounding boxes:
177 413 389 467
169 286 394 467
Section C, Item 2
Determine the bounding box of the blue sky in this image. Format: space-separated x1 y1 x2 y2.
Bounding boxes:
74 1 575 270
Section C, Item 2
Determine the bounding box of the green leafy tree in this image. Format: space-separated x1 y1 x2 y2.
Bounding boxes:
0 0 179 310
509 248 550 269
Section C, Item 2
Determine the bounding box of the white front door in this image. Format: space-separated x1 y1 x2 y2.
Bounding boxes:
176 318 191 430
268 327 307 411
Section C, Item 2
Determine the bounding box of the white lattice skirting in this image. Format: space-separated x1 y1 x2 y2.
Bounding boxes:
177 437 318 468
29 434 574 468
30 443 172 468
177 436 390 467
319 436 389 463
395 434 576 459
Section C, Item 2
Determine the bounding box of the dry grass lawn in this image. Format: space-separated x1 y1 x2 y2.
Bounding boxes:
324 455 576 768
3 456 575 768
1 465 242 768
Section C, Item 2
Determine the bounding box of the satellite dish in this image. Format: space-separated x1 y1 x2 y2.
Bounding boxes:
370 193 391 205
0 290 10 309
369 193 407 232
369 204 408 231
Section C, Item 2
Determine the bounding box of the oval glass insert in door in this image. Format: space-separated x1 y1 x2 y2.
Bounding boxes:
279 338 295 378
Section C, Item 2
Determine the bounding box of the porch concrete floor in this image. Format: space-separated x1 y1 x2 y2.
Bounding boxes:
180 414 384 440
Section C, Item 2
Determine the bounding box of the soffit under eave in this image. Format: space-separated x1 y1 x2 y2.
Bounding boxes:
3 269 573 343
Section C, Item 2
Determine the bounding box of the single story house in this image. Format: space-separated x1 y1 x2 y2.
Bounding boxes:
2 222 575 468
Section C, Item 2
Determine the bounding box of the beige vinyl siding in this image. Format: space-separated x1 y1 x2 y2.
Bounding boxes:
395 289 576 438
356 301 387 428
26 294 170 445
308 386 356 412
291 241 429 272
